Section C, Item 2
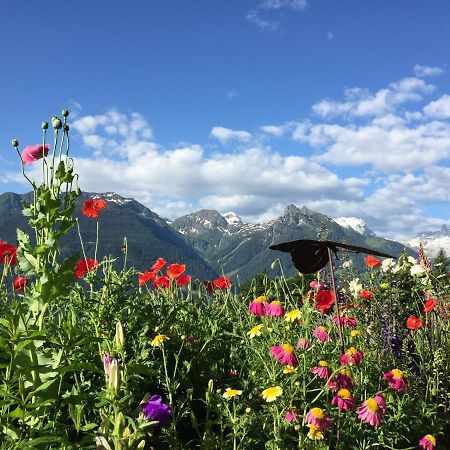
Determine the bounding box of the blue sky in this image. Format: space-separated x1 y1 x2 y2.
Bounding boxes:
1 0 449 239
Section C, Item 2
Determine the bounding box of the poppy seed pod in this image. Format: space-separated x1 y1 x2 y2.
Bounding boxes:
51 116 62 129
62 109 69 117
42 121 49 130
11 139 19 148
63 124 70 132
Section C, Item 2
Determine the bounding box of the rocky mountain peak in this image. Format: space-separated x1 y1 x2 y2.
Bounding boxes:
223 212 244 226
334 217 376 237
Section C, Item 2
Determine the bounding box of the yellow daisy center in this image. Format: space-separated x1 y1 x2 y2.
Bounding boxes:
310 407 324 419
223 388 243 399
346 347 357 355
365 398 379 412
391 368 404 379
318 360 328 367
337 388 351 399
426 435 436 445
340 368 351 377
283 365 297 374
318 326 326 332
151 334 169 347
350 329 360 337
282 344 294 354
271 300 282 306
254 296 268 303
306 424 324 440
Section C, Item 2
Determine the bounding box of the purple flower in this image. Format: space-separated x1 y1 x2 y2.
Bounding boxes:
141 395 173 426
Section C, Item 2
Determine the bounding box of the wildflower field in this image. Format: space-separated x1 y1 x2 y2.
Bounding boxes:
1 112 449 449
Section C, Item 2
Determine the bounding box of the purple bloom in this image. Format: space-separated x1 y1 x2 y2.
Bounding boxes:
141 395 173 426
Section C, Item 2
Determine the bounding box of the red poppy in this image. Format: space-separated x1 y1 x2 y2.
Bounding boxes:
0 243 18 266
13 276 28 292
424 299 438 313
154 276 170 290
314 290 336 313
406 315 423 331
151 257 167 272
204 280 215 293
359 290 374 300
75 258 98 279
138 270 156 286
364 255 381 268
213 275 232 290
176 274 191 287
166 263 186 279
82 198 107 218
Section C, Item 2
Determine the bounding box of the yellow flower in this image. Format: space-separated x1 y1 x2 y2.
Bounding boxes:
262 386 283 402
283 365 297 374
151 334 169 347
247 324 263 338
245 407 252 413
284 309 302 322
350 329 360 337
306 424 324 440
223 388 243 399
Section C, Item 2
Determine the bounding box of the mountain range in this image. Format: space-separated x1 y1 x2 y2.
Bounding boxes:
0 191 421 282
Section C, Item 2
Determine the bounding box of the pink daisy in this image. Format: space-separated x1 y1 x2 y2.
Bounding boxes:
309 280 324 290
383 368 408 392
327 369 354 392
248 296 268 316
311 360 331 379
265 300 285 317
284 408 301 423
340 347 363 366
312 326 330 342
296 338 311 350
419 434 437 450
305 407 332 430
332 315 357 328
356 394 386 427
331 388 355 412
270 344 298 367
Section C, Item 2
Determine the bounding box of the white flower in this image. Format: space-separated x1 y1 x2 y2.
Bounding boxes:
407 256 419 265
349 279 363 297
381 258 395 272
410 264 425 276
342 260 353 269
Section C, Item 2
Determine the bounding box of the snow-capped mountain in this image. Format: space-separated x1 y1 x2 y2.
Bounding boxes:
404 225 450 258
334 217 376 236
223 212 244 226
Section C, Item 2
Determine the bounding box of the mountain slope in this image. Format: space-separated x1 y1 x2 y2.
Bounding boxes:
404 225 450 258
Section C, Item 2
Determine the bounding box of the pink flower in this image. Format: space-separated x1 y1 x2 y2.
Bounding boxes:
332 315 357 328
284 408 301 423
305 407 332 430
383 369 408 392
296 338 311 350
312 326 330 342
309 280 324 290
249 296 268 316
327 369 354 392
340 347 363 366
331 388 355 412
265 300 285 317
356 394 386 427
270 344 298 367
419 434 437 450
311 360 331 379
21 144 50 164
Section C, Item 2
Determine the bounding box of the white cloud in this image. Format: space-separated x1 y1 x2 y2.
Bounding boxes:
423 94 450 119
260 0 307 11
260 123 294 137
413 64 444 77
246 10 280 31
210 126 252 143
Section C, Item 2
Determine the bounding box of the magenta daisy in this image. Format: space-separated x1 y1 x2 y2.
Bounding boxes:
305 407 332 430
356 394 386 427
327 368 354 392
312 326 330 342
332 315 357 328
249 296 268 316
331 388 355 412
383 368 408 392
419 434 437 450
284 408 301 423
265 300 285 317
311 360 331 379
271 344 298 367
340 347 363 366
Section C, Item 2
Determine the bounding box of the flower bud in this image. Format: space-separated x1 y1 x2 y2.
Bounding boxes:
51 116 62 129
63 124 70 132
42 121 49 130
62 109 69 117
108 358 120 392
115 321 125 351
11 138 19 148
137 440 146 449
114 411 125 434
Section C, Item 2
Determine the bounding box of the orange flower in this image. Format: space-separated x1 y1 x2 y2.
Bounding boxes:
82 198 107 218
359 290 374 300
166 263 186 279
138 270 156 286
151 257 167 271
213 275 232 290
406 315 423 330
365 255 381 268
424 299 438 313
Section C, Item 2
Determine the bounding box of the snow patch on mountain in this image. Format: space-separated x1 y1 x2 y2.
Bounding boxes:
404 225 450 258
93 192 132 205
223 212 244 226
334 217 376 236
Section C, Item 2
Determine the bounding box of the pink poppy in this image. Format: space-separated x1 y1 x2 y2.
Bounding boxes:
311 361 331 379
21 144 50 165
383 369 408 392
270 344 298 367
356 394 386 427
312 326 330 342
265 300 285 317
